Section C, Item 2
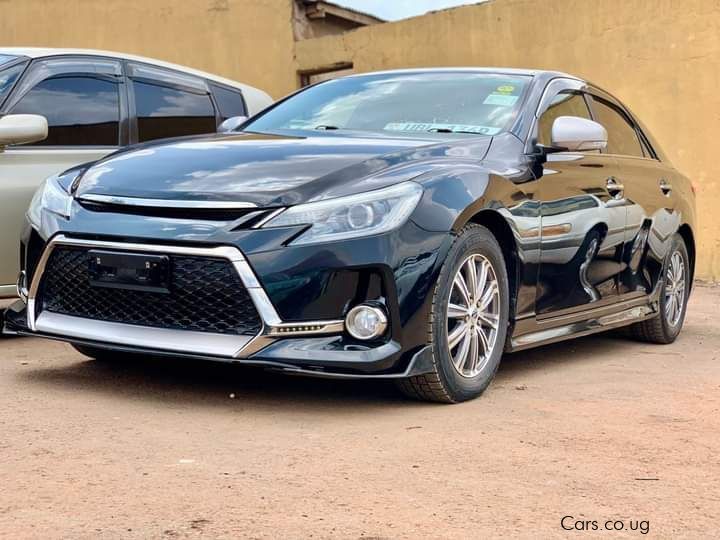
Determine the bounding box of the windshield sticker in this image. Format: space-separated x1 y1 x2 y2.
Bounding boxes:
384 122 501 135
496 85 516 93
483 93 520 107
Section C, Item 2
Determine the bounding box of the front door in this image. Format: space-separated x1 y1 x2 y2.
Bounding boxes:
0 57 124 294
533 90 628 317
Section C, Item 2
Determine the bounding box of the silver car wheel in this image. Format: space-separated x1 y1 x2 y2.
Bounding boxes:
664 250 686 327
446 253 501 378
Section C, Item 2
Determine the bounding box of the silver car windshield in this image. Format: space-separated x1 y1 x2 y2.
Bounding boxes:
245 72 531 136
0 54 18 67
0 61 26 105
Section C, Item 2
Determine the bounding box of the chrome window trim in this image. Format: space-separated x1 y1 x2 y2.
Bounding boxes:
76 194 258 209
26 235 344 358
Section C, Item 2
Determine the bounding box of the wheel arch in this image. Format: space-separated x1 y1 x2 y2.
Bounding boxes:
678 223 696 291
466 209 519 320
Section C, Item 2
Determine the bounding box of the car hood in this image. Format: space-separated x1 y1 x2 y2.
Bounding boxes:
75 131 493 208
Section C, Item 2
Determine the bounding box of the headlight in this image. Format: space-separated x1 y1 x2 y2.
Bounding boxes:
27 174 74 228
264 181 423 245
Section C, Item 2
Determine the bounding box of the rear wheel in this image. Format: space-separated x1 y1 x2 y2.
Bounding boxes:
629 234 690 344
397 224 509 403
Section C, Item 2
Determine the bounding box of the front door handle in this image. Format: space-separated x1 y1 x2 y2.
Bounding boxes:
606 176 625 199
659 178 672 196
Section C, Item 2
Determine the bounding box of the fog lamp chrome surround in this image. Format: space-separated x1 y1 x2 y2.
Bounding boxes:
16 271 28 303
345 304 388 341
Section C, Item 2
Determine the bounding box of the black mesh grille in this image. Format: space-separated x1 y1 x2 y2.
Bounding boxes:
41 247 262 336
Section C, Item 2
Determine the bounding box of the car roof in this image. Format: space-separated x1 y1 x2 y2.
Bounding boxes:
0 47 272 110
343 67 581 81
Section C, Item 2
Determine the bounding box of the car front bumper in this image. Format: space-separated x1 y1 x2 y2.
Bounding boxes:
4 215 451 378
3 300 435 379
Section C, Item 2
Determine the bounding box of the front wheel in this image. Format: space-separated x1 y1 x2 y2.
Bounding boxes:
397 225 509 403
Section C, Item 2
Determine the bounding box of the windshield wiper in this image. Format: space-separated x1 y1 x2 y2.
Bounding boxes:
427 128 485 135
314 125 341 131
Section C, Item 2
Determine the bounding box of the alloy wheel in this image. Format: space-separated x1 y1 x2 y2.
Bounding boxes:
446 254 501 378
664 250 686 327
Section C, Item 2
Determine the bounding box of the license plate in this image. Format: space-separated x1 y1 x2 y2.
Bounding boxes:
88 250 170 294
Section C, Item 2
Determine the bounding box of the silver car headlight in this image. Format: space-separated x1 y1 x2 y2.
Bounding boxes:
27 174 74 228
263 181 423 245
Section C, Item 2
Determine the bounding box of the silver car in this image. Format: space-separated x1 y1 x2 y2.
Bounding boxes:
0 48 272 298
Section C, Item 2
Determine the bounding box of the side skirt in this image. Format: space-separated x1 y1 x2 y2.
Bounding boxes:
508 296 658 352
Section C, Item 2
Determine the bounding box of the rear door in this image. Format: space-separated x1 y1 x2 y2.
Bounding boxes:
534 83 628 317
0 56 125 293
587 92 680 299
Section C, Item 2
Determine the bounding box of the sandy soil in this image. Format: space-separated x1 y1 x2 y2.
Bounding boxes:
1 285 718 539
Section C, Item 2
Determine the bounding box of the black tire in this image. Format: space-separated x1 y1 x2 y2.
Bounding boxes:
628 233 690 344
396 224 510 403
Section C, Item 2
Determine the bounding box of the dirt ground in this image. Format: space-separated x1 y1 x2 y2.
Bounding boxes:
1 285 718 540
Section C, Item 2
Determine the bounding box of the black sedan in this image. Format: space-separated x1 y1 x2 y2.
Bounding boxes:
4 69 696 403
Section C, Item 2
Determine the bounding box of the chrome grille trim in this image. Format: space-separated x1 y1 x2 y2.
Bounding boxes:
77 193 258 209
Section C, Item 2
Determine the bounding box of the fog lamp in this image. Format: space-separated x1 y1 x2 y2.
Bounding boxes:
345 304 388 340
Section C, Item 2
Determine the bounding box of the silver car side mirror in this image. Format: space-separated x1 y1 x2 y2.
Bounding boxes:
218 115 248 134
551 116 607 152
0 114 49 148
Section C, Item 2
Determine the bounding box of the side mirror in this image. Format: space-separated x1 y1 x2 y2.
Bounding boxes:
551 116 607 152
218 115 248 134
0 114 49 147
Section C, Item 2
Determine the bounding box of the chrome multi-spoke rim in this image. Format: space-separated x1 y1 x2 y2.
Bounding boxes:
446 254 500 378
664 251 686 327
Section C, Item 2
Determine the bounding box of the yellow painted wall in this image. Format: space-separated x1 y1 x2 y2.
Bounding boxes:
0 0 299 98
296 0 720 280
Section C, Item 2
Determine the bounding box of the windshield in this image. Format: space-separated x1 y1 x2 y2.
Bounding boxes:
0 54 18 67
0 61 26 106
244 71 531 136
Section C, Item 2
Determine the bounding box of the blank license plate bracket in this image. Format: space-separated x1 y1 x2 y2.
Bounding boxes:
88 250 170 294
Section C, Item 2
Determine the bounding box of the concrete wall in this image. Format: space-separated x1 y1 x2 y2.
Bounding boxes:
296 0 720 280
0 0 299 98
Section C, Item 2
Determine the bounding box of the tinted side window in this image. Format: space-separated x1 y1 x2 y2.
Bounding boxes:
537 92 591 146
133 81 216 142
590 97 644 157
10 76 120 146
211 84 246 122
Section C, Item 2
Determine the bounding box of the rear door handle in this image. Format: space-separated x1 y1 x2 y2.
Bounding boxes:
606 176 624 199
659 178 672 196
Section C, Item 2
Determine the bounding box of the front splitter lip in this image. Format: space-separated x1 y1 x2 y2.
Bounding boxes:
5 322 434 380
